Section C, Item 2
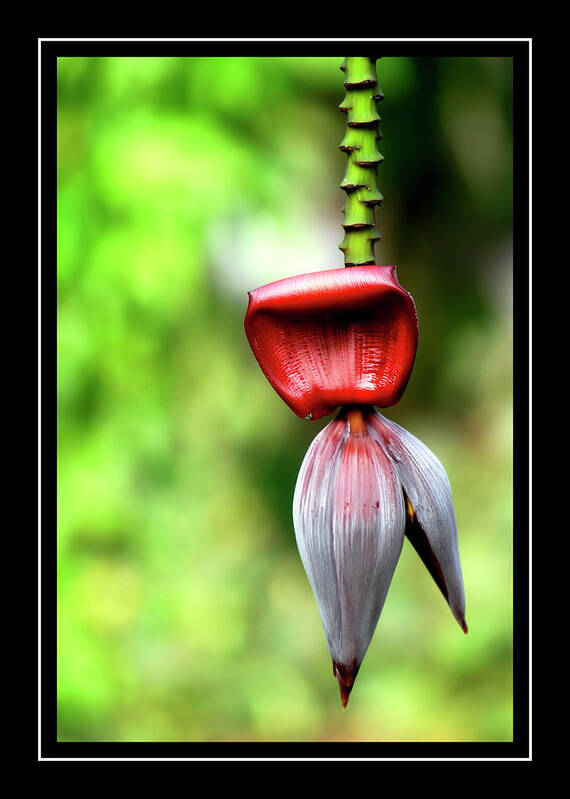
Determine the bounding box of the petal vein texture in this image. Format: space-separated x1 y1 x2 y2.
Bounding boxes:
245 266 418 420
293 411 406 681
368 412 467 632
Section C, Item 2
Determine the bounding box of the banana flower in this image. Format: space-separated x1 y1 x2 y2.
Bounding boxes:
245 265 467 707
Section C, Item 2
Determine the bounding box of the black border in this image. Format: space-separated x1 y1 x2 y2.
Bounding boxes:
43 38 530 762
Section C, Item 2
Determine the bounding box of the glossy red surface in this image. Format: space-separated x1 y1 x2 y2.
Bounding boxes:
244 265 418 420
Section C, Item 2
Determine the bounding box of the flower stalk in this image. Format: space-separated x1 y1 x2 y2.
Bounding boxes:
339 57 384 266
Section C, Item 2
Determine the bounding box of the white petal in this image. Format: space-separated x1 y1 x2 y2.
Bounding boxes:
293 414 406 679
369 412 467 632
293 418 348 656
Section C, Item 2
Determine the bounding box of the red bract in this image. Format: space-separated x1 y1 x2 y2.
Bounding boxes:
244 265 418 420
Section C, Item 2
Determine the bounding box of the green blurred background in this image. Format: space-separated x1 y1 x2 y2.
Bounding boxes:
57 55 513 742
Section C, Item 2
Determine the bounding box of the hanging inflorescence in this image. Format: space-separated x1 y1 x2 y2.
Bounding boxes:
243 57 467 708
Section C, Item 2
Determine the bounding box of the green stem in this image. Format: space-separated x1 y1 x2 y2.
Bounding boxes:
338 57 384 266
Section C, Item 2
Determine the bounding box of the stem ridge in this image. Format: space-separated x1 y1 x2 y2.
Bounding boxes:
338 57 384 267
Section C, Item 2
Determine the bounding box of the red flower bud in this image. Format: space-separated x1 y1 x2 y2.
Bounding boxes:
244 265 418 420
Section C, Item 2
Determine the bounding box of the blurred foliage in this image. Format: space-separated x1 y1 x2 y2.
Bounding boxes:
57 55 513 742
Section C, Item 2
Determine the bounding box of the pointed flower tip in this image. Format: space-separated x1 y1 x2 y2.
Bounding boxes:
333 660 360 709
450 601 468 634
452 607 468 634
